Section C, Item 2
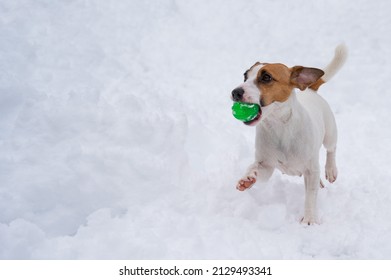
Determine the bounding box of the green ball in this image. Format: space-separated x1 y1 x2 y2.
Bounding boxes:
232 102 260 122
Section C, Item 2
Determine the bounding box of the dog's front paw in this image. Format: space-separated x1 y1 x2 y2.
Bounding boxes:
300 216 318 226
236 176 256 191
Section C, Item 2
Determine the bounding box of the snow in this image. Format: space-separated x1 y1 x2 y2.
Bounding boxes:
1 0 391 259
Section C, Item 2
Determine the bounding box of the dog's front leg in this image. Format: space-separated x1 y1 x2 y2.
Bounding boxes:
301 168 320 225
236 162 274 191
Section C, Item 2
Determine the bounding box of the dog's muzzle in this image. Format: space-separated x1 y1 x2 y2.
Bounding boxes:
231 87 244 102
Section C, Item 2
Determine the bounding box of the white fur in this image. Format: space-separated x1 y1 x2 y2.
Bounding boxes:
236 45 347 225
240 64 264 104
322 43 348 82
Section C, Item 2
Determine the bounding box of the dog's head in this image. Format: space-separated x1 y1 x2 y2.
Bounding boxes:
231 62 324 126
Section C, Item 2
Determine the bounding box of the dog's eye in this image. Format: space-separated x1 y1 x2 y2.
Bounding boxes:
243 72 248 82
259 72 272 83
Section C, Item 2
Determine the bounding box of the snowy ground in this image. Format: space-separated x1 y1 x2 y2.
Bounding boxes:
1 0 391 259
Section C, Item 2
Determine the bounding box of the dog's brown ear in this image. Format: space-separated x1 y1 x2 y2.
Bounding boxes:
290 66 324 91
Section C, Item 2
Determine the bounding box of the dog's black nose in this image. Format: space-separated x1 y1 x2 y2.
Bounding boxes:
232 87 244 101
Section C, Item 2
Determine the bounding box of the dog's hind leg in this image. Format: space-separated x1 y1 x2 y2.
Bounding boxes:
325 149 338 183
236 161 274 191
323 111 338 183
302 162 321 225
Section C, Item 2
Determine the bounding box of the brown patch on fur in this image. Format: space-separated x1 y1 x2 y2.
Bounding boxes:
255 63 295 106
254 63 324 105
309 78 325 91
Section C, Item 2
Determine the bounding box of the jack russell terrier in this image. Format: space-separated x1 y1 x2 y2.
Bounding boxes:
231 44 347 225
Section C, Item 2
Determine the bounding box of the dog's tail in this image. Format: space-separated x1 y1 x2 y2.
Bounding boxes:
310 44 348 91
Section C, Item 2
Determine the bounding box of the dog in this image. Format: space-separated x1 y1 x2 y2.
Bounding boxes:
231 44 347 225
